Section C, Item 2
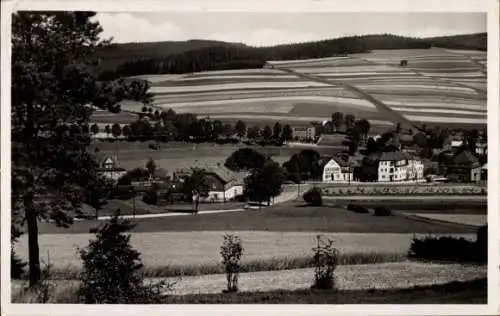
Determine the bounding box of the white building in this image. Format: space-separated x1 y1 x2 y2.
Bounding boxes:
378 151 423 182
322 157 354 183
98 156 127 182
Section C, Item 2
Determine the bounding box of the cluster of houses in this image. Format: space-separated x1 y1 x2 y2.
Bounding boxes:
319 148 486 184
320 151 425 183
97 155 247 203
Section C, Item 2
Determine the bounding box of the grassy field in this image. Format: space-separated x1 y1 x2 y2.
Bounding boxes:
90 140 346 171
35 202 481 234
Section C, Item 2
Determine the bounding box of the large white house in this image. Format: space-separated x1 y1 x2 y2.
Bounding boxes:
378 151 424 182
322 157 354 183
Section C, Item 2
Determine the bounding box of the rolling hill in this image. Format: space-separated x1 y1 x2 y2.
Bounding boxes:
92 33 486 77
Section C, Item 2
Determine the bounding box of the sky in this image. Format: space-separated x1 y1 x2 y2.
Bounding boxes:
94 12 486 47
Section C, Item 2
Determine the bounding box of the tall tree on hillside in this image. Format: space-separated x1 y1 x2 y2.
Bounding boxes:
11 11 152 286
222 123 234 138
355 119 371 141
235 120 247 139
331 112 344 132
153 121 163 146
262 125 273 141
247 126 260 140
111 123 122 140
211 120 224 141
146 158 156 178
104 124 111 137
282 124 293 143
344 114 356 131
244 160 286 207
273 122 282 140
122 125 131 139
153 110 161 121
90 123 99 136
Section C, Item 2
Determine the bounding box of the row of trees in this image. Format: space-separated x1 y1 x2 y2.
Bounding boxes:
94 110 295 145
104 35 434 77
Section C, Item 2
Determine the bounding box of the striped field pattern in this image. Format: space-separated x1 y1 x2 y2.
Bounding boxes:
268 48 486 126
103 47 486 128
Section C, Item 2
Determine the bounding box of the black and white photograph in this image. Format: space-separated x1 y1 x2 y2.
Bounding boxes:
1 0 498 314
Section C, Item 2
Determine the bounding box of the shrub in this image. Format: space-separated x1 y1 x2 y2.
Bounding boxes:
303 187 323 206
11 249 26 279
220 234 244 293
78 212 170 303
142 189 158 205
476 224 487 263
373 206 392 216
311 235 339 290
347 203 369 213
408 235 484 263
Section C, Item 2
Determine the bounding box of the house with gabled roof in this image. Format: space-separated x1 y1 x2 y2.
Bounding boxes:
445 150 482 182
203 165 248 202
97 155 127 182
322 156 355 183
377 151 424 182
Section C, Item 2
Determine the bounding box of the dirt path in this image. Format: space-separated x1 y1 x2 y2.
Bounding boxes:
277 68 420 132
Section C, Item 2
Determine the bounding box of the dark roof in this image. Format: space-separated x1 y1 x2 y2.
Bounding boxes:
452 150 480 165
399 134 414 145
206 166 236 184
318 156 333 170
317 134 346 146
380 151 409 161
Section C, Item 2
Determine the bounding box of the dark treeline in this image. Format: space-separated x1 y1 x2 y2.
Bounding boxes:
94 33 486 78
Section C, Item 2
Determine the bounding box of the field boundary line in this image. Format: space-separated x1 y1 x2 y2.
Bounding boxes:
276 67 421 132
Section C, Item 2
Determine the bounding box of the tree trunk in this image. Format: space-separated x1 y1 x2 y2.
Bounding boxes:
25 196 40 286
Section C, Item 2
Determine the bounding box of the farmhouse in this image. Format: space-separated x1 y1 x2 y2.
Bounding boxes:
292 126 316 141
203 166 247 202
97 156 127 182
377 151 424 182
445 150 482 183
322 156 354 183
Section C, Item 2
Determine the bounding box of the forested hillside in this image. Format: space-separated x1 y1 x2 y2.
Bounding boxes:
93 33 486 78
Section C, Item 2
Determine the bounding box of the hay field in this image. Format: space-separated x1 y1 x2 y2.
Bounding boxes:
14 231 476 272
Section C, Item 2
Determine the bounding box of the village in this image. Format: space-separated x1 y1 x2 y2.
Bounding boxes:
94 113 488 211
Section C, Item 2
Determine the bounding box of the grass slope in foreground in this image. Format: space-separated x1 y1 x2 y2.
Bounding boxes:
165 278 488 304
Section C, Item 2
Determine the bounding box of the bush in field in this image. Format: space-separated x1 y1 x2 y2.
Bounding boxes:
476 224 487 263
220 234 244 293
303 187 323 206
347 203 369 213
142 188 159 205
78 212 170 303
13 255 57 303
408 235 485 263
373 206 392 216
311 235 339 290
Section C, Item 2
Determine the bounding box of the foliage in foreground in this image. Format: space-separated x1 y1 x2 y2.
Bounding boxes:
11 11 152 286
77 212 171 303
163 278 487 304
408 225 487 264
373 206 393 217
303 187 323 206
220 234 244 293
311 236 339 290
